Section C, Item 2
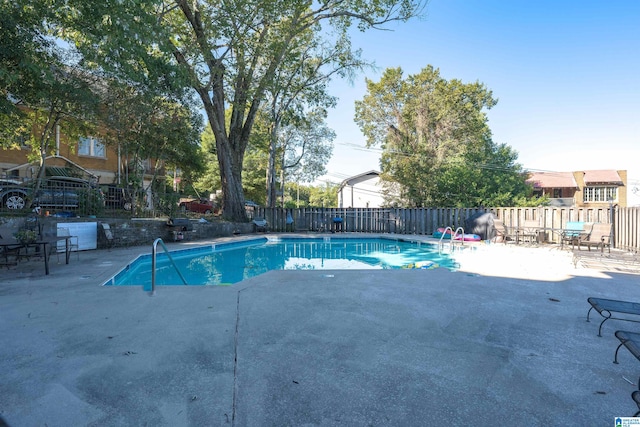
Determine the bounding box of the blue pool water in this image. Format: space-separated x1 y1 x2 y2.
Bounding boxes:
104 237 458 288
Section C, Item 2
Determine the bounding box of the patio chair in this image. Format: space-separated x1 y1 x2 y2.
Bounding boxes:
560 221 589 250
517 219 540 244
577 222 611 253
492 219 514 244
252 218 268 232
58 227 79 260
285 211 295 232
99 223 119 250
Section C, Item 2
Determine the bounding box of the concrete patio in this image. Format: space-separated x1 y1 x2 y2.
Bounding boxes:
1 235 640 426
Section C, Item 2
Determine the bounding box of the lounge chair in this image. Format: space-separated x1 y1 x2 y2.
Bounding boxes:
252 218 268 232
577 222 611 253
587 297 640 336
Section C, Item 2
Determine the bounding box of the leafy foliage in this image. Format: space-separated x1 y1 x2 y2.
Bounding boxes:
191 127 222 198
281 109 335 184
308 182 339 208
0 0 53 141
56 0 426 221
262 23 362 206
355 66 537 207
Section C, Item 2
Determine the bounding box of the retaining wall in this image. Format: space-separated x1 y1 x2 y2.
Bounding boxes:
0 217 256 249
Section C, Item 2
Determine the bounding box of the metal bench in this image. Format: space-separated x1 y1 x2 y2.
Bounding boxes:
587 297 640 337
633 390 640 417
613 332 640 415
613 331 640 390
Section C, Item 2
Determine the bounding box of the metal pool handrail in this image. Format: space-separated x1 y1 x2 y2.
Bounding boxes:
438 226 465 252
151 238 188 295
438 226 453 252
453 227 465 246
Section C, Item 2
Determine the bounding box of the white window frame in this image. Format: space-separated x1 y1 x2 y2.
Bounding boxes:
78 136 106 158
583 186 618 203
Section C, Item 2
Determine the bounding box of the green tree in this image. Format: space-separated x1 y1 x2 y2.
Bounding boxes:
0 0 53 144
278 109 335 204
14 61 100 191
191 127 221 200
283 182 312 208
263 27 364 207
99 81 204 212
1 2 102 192
355 66 534 207
59 0 426 221
309 182 339 208
193 115 270 209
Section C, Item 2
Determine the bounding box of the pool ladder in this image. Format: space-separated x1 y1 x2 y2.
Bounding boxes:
150 238 188 295
438 226 465 253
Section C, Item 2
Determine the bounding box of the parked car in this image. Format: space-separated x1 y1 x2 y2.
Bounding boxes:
0 178 29 210
179 198 218 215
32 176 104 211
102 185 133 210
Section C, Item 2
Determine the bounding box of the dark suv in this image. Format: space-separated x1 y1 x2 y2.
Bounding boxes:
33 176 104 211
1 176 105 213
0 178 29 210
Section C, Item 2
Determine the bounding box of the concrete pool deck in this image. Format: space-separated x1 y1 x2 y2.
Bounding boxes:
1 234 640 426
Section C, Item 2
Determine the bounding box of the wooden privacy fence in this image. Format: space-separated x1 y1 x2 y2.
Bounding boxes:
256 206 640 252
617 207 640 252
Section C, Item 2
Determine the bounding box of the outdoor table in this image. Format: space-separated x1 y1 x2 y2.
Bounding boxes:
534 227 565 244
514 226 542 244
23 236 71 275
534 227 588 246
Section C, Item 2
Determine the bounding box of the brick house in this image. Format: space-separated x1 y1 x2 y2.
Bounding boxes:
527 170 627 207
0 130 165 188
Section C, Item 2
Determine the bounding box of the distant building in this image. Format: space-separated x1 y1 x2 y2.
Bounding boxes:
1 135 164 187
527 170 627 207
1 128 165 211
337 170 384 208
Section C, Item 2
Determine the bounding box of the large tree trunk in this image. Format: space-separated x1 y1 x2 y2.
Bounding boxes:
194 75 251 222
217 143 246 221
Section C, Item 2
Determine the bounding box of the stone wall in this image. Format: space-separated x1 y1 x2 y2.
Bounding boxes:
0 217 257 249
97 218 256 248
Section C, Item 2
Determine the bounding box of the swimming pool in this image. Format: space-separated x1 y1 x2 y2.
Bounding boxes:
104 237 458 288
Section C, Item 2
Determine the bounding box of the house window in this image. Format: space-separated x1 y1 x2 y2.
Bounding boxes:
78 137 105 158
583 186 617 203
553 189 562 198
17 135 30 150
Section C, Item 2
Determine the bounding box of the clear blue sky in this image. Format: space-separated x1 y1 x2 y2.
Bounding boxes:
319 0 640 197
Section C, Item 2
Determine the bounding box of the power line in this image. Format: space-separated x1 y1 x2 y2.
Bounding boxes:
337 141 632 178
